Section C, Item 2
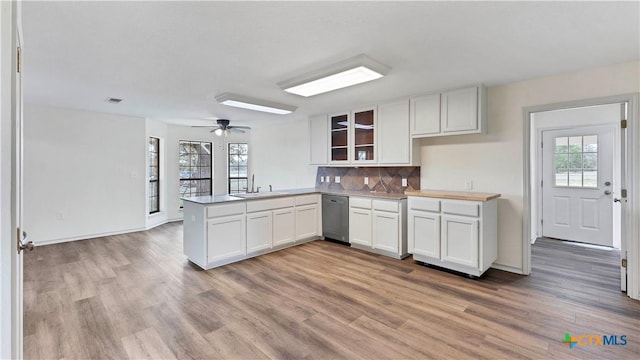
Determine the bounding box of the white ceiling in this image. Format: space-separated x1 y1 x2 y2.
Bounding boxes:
22 1 640 127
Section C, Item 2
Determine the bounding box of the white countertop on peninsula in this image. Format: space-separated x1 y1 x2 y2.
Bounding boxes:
181 187 409 205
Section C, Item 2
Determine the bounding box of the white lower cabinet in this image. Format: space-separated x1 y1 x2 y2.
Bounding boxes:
350 207 372 247
184 193 322 270
408 211 440 258
408 196 497 277
207 214 246 264
349 197 408 259
372 211 399 253
273 207 296 246
295 204 319 241
246 211 273 254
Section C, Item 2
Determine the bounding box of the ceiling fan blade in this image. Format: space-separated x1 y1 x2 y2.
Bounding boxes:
230 125 251 130
191 125 218 128
229 128 246 134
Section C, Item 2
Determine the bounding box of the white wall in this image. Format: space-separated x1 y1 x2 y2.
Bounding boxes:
23 105 147 244
250 119 317 191
419 60 639 272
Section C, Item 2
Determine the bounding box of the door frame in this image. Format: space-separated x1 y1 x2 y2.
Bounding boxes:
1 0 22 358
523 93 639 300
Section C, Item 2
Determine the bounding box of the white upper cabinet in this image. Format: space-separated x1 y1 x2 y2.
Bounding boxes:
410 85 486 138
441 87 479 133
351 107 377 165
410 93 441 136
309 84 486 166
378 100 417 165
329 112 351 164
309 114 328 165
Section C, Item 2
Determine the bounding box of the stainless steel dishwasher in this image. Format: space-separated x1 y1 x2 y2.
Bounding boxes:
322 194 349 245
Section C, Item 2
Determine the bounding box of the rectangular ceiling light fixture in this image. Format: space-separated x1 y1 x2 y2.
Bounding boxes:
278 54 390 97
215 93 297 115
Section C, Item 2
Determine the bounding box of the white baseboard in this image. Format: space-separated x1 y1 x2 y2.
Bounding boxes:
34 226 147 246
491 263 526 275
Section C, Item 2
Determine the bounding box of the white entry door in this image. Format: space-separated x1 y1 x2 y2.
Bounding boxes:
542 126 614 246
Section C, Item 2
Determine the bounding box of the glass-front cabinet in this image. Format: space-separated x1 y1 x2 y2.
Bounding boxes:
353 108 375 163
329 107 376 164
330 113 349 163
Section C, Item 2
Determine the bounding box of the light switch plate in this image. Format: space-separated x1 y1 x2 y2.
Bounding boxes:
402 178 407 187
364 177 369 185
320 176 324 183
335 176 341 184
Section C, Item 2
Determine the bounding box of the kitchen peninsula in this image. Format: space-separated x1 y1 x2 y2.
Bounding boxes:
182 188 409 270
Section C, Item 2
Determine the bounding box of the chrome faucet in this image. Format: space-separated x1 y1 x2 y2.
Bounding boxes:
247 174 255 193
269 185 272 192
256 186 261 193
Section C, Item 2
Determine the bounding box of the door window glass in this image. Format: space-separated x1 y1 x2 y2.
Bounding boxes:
554 135 597 188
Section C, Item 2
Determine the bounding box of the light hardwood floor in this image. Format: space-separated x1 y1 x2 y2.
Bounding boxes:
24 223 640 359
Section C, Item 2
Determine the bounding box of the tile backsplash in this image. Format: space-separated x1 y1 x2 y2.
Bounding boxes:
316 167 420 193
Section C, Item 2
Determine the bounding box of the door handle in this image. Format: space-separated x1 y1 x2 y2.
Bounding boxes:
17 229 34 253
614 198 622 203
604 190 612 195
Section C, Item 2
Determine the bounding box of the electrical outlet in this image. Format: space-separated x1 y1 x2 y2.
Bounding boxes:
191 215 196 222
320 176 324 183
402 178 407 187
56 212 63 221
335 176 341 184
465 180 473 191
364 177 369 185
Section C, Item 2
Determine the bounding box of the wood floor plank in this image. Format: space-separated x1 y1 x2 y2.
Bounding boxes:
23 224 640 359
120 327 177 360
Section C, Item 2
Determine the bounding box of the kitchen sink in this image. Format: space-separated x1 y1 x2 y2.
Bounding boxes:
229 191 290 199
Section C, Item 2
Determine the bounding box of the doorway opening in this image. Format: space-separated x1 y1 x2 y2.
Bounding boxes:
523 94 638 300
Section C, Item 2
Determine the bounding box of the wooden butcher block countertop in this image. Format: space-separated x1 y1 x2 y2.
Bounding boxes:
404 189 501 202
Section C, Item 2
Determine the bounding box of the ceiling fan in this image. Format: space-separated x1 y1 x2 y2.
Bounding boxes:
193 119 251 136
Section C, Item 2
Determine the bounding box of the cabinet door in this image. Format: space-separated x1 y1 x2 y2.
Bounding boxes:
378 100 410 164
349 208 372 246
372 211 399 254
295 204 318 241
410 93 440 136
273 207 295 246
246 211 273 254
207 215 246 263
441 87 478 133
351 107 376 164
309 114 328 165
441 215 479 268
409 211 440 258
330 112 350 164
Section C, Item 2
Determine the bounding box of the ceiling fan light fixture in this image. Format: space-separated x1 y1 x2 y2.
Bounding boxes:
213 128 223 136
215 93 296 115
278 54 390 97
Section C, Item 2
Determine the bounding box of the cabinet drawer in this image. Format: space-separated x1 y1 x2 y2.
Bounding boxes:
246 197 295 213
442 200 479 217
373 199 398 213
350 197 372 209
409 197 440 213
207 203 246 218
295 194 319 206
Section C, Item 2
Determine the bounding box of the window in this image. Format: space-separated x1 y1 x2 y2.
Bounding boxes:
554 135 598 188
149 137 160 214
228 143 248 194
179 141 212 206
